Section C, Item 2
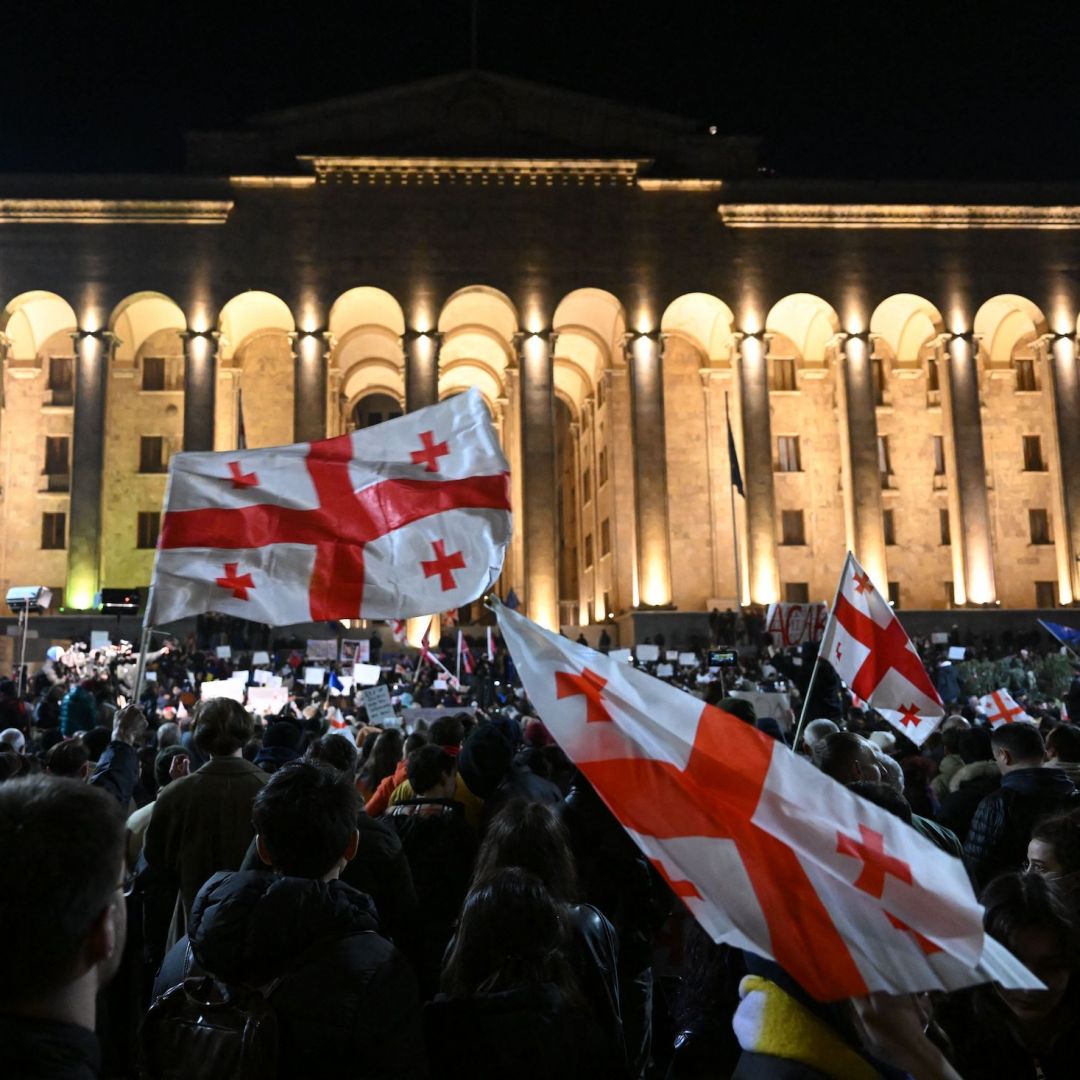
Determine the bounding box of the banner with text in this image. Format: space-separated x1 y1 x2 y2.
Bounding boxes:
765 602 829 649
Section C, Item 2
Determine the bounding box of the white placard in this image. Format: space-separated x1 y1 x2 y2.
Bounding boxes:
678 652 698 667
636 644 660 662
215 645 232 659
253 670 271 685
304 666 327 686
362 684 397 726
666 650 680 661
655 663 675 678
947 646 966 660
352 662 382 686
268 674 283 688
609 648 633 663
247 686 289 714
252 650 270 666
232 670 250 684
432 678 449 690
931 632 950 645
91 630 110 649
145 671 157 682
200 679 245 703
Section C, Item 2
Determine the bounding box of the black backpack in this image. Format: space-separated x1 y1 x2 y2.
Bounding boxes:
138 947 287 1080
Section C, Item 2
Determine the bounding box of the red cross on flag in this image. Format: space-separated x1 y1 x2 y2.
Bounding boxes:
818 552 945 745
146 390 511 626
978 688 1033 729
495 600 1039 1000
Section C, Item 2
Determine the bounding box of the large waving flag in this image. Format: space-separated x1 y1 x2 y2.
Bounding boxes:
979 688 1033 729
496 600 1037 1001
819 552 944 745
147 390 511 626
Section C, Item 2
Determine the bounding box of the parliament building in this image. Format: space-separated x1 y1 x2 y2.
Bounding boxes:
3 70 1080 639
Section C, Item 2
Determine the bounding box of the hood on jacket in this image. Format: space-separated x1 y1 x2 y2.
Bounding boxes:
1002 765 1079 797
189 870 379 985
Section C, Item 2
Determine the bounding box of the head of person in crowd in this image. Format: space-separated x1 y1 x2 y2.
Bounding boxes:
801 718 838 759
0 776 127 1030
457 721 513 798
441 867 581 1001
254 719 304 774
1046 725 1080 767
846 780 914 824
305 732 359 778
942 713 971 733
958 726 994 764
991 722 1046 775
428 713 466 753
81 726 111 763
872 748 905 795
46 737 91 780
867 729 897 756
193 698 255 760
154 745 191 791
253 760 359 880
1027 809 1080 880
361 728 404 786
718 696 756 727
979 872 1079 1025
0 727 25 755
403 731 428 757
473 799 578 902
406 743 457 800
155 721 180 749
818 731 881 785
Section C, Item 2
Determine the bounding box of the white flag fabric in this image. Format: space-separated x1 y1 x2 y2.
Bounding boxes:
147 390 511 626
978 688 1034 729
819 552 945 745
495 600 1038 1001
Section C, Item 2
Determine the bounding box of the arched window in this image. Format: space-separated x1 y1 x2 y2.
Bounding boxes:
351 393 402 430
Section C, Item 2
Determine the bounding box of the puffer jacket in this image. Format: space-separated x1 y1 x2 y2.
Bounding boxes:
59 685 96 736
963 767 1080 889
154 871 427 1079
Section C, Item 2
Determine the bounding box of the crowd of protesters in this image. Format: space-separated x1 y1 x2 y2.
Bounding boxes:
2 615 1080 1079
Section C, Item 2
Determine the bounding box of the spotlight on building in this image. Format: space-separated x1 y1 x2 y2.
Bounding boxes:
99 588 140 614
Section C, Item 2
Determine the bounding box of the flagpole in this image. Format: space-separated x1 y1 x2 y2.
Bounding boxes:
455 632 462 685
132 586 155 707
791 553 849 751
726 392 743 607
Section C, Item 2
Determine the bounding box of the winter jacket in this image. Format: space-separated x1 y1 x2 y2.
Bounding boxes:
964 767 1080 888
154 871 426 1079
930 752 965 803
88 740 139 808
59 686 96 736
0 1014 100 1079
365 758 408 817
424 983 621 1080
481 761 563 829
936 764 1000 843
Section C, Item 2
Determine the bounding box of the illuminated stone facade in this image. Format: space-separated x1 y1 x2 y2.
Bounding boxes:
2 71 1079 631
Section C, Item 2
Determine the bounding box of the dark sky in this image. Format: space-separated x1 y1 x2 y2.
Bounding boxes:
6 1 1078 181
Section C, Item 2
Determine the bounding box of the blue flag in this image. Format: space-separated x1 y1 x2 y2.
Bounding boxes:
726 394 744 497
328 670 344 692
1038 620 1080 650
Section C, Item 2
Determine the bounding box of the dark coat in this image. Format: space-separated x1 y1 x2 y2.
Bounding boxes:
155 871 427 1079
0 1015 100 1079
59 686 96 736
481 762 563 828
424 983 620 1080
964 767 1080 888
88 741 139 807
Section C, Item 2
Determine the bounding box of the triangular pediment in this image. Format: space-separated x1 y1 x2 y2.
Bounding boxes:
186 70 758 178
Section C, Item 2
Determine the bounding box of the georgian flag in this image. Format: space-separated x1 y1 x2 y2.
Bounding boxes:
496 600 1039 1001
819 552 945 745
978 688 1033 729
147 391 511 626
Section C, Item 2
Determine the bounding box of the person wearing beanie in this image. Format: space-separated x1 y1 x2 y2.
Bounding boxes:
254 720 303 774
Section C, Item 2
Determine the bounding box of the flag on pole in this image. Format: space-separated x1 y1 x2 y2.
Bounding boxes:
819 553 945 745
495 600 1038 1001
236 389 247 452
146 390 511 626
1038 619 1080 652
725 394 744 497
328 670 344 693
978 688 1033 729
458 630 475 675
390 619 407 644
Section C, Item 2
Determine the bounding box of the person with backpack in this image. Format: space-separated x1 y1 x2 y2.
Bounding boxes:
146 760 427 1078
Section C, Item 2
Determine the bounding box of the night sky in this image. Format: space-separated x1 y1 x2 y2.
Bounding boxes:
6 1 1077 181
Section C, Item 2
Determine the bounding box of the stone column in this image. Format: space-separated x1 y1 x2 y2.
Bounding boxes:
67 330 114 610
1046 334 1080 603
181 330 219 452
403 330 441 412
941 332 996 604
292 331 331 442
625 332 674 607
516 330 559 630
735 332 781 603
838 332 888 588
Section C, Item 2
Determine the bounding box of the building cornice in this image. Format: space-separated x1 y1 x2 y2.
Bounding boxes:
298 156 648 187
229 176 317 189
717 203 1080 230
638 179 725 192
0 199 234 224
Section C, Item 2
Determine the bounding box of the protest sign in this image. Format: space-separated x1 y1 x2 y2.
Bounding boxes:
678 652 698 667
636 644 660 662
253 669 271 685
215 645 232 659
352 662 382 686
655 663 675 678
341 638 370 663
200 679 245 703
764 602 828 649
362 685 397 726
232 670 250 685
251 650 270 666
247 686 289 714
303 666 326 686
91 630 110 649
666 650 680 661
609 648 633 663
306 639 337 662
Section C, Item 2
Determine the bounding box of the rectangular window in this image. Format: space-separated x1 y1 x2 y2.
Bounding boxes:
1022 435 1046 472
43 436 70 492
139 435 166 474
41 512 66 550
596 379 604 410
888 581 901 608
598 449 608 487
944 581 954 606
771 357 797 392
780 509 806 546
877 435 892 484
142 356 166 391
47 356 74 406
137 511 161 550
1029 508 1052 545
584 534 594 569
926 354 940 393
939 508 951 546
1014 358 1038 392
776 435 802 473
883 508 896 546
932 435 946 476
871 356 886 405
1035 581 1057 608
600 519 611 556
582 467 591 504
784 582 810 603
